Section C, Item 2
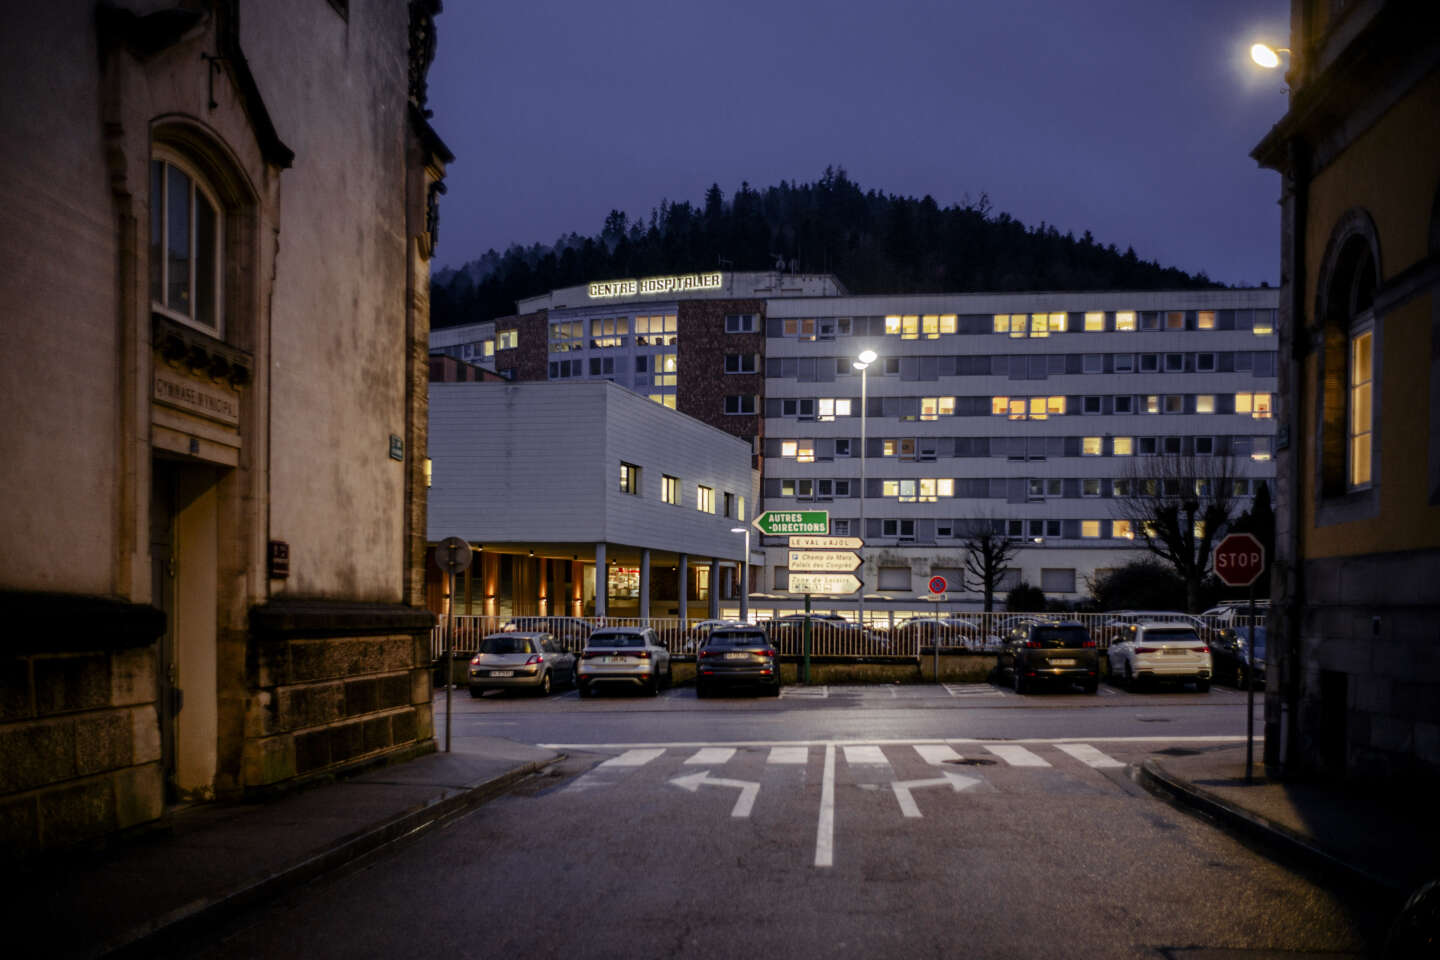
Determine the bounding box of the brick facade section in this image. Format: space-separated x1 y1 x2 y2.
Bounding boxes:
494 310 549 381
676 299 766 448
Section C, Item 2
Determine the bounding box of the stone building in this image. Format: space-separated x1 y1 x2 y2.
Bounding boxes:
0 0 448 850
1252 0 1440 779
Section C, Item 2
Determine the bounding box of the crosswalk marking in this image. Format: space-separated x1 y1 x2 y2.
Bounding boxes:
983 744 1051 767
913 744 963 765
1054 743 1124 768
842 745 889 765
943 683 1006 698
600 748 665 768
767 746 809 765
686 747 736 765
780 685 830 699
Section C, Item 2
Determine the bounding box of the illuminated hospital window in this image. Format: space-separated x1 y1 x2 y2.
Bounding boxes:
1197 311 1216 330
1114 311 1136 332
1112 520 1134 539
1350 329 1372 487
1236 392 1272 418
920 396 954 420
1084 312 1104 332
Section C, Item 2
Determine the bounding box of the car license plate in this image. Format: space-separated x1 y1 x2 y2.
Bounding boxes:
603 656 628 664
1051 658 1076 666
490 670 514 677
1164 648 1188 656
724 652 748 660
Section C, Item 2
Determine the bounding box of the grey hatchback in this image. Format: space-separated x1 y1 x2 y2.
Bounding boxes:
998 619 1099 694
468 631 576 696
695 625 781 697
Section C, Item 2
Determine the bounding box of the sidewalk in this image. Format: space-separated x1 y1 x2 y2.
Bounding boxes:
4 736 559 960
1139 740 1440 905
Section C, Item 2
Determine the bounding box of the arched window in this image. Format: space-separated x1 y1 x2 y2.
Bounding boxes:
1316 213 1379 503
149 151 223 336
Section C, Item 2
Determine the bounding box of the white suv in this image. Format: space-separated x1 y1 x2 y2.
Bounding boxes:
577 626 672 697
1107 622 1212 692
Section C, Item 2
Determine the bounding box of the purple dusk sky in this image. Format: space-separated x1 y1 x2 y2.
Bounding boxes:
426 0 1291 288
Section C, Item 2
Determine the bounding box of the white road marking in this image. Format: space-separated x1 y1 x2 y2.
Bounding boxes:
842 745 889 765
984 744 1051 767
599 748 665 768
780 685 830 699
685 747 736 765
1054 743 1124 768
913 744 963 765
815 743 835 868
539 735 1249 750
767 746 809 765
943 683 1006 698
669 770 759 817
891 770 983 817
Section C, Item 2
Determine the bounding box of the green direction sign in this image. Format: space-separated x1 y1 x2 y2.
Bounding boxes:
753 510 829 536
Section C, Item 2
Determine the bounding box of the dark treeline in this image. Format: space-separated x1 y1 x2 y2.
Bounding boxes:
432 167 1219 328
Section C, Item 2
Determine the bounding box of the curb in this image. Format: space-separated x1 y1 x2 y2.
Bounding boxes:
1137 757 1404 904
103 754 561 959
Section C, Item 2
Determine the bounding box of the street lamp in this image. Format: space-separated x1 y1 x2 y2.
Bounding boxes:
730 526 750 621
852 349 877 629
1249 42 1289 69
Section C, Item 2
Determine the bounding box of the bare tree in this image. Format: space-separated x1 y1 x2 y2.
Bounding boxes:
959 519 1023 612
1111 453 1243 613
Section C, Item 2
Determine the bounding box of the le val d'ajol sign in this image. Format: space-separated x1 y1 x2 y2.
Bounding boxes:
588 271 723 299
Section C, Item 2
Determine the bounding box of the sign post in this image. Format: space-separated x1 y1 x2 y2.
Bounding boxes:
436 536 472 753
1212 532 1266 781
928 576 947 681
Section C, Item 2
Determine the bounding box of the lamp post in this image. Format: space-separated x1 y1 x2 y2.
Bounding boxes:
1249 42 1290 69
853 349 877 629
730 526 750 621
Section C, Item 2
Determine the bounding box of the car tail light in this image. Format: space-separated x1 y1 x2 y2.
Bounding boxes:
470 655 482 665
1082 640 1096 648
1024 641 1041 648
1198 646 1209 654
699 649 712 658
634 650 651 660
525 654 543 665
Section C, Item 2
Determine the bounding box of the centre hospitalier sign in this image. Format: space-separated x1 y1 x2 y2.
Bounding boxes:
587 271 722 299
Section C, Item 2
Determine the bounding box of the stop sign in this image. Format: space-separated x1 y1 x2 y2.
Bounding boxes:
1213 532 1266 587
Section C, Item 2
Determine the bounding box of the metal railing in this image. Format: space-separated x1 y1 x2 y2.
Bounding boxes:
430 609 1267 662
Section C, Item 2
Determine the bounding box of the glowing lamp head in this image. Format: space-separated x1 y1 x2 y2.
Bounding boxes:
1250 43 1282 69
857 349 877 365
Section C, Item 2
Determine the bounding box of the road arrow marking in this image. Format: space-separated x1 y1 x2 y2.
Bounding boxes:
669 770 760 818
891 770 983 818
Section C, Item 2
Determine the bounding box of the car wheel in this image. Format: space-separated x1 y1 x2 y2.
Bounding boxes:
1012 669 1027 695
648 673 660 696
1196 679 1211 693
695 679 707 699
663 662 673 689
1083 680 1099 694
537 671 552 697
767 680 782 698
576 680 591 698
468 686 484 698
1124 663 1134 690
1234 666 1247 690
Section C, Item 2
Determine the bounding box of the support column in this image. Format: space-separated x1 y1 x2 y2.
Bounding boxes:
677 553 688 626
708 559 720 618
639 548 651 626
570 559 583 617
594 543 607 618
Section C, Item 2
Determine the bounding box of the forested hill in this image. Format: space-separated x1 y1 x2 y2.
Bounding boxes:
431 167 1220 328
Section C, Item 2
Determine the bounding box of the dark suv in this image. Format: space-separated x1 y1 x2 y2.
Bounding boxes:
695 624 781 698
998 619 1099 694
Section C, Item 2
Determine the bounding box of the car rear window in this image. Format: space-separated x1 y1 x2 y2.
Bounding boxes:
707 630 769 647
588 633 643 648
1032 627 1091 648
1147 629 1200 643
481 636 535 654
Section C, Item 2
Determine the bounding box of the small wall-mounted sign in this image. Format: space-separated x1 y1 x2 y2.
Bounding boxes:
268 540 290 579
389 434 404 461
1275 424 1290 451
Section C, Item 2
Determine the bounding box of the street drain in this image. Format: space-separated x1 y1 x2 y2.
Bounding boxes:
1135 717 1173 723
945 757 997 766
1155 747 1202 756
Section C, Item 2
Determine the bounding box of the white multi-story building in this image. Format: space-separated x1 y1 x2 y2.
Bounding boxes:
430 273 1278 621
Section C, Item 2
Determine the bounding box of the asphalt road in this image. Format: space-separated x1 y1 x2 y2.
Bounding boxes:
185 680 1379 959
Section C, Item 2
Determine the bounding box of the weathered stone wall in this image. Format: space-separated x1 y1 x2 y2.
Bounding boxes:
0 645 163 853
244 631 434 787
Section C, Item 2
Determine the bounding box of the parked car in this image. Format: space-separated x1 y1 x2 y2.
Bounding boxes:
1210 624 1266 690
763 613 880 651
468 632 575 697
695 624 781 698
892 617 982 650
577 626 672 697
996 619 1099 694
501 616 592 651
1107 622 1213 691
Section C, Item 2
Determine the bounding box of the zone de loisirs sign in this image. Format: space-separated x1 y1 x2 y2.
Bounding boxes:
588 271 723 299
